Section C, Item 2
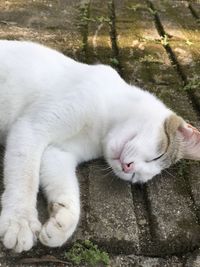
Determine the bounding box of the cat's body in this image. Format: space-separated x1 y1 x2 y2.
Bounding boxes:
0 40 199 252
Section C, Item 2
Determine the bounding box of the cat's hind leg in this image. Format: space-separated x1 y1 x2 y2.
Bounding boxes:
39 146 80 247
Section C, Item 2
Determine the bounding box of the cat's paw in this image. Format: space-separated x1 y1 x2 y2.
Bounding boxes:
39 202 79 247
0 214 41 252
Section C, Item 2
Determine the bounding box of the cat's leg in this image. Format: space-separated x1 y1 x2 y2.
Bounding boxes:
0 120 48 252
0 98 90 252
39 146 80 247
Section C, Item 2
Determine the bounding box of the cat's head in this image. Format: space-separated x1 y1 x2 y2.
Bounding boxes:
104 113 200 183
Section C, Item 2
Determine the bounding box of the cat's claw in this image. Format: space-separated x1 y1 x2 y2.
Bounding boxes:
39 202 79 247
0 214 41 252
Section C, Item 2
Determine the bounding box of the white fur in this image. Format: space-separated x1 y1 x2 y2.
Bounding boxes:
0 41 173 252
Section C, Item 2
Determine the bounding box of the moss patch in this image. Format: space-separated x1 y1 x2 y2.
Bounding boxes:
183 75 200 92
65 240 110 266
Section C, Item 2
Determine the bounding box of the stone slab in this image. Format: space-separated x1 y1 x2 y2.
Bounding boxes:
111 254 183 267
0 254 185 267
87 160 139 253
0 0 84 59
146 165 200 255
87 0 112 65
151 0 200 106
185 248 200 267
115 0 162 86
188 2 200 19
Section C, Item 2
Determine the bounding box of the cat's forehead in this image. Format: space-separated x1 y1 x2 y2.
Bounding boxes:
135 114 179 155
131 126 162 157
157 114 184 162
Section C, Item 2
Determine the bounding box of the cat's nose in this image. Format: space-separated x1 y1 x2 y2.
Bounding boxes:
122 162 134 173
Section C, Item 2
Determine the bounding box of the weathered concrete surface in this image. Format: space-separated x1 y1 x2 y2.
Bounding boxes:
150 0 200 107
111 248 200 267
0 0 200 266
185 248 200 267
87 0 112 64
110 254 184 267
87 160 139 253
0 0 84 59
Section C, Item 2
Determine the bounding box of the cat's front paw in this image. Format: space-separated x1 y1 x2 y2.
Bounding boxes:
39 202 79 247
0 213 41 252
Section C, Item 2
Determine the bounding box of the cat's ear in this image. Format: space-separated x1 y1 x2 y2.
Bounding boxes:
178 122 200 160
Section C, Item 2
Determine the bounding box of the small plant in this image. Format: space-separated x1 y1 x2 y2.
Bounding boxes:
148 7 157 15
79 2 94 26
161 34 169 46
183 76 200 91
139 54 162 63
127 4 146 12
185 39 193 46
110 57 119 66
65 240 110 266
96 16 110 24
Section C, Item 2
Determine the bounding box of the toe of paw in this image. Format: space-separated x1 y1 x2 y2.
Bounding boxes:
15 239 33 253
0 218 10 237
0 217 41 252
55 210 79 230
3 234 17 250
3 223 20 249
39 222 67 247
3 226 35 252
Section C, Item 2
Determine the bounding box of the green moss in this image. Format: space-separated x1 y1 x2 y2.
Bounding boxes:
65 240 110 266
185 39 193 46
148 7 157 15
139 54 162 63
160 34 169 46
110 57 119 66
95 16 111 24
79 2 91 26
127 4 147 12
183 76 200 91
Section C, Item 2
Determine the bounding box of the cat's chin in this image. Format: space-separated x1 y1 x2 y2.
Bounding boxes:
110 167 135 183
112 168 155 184
131 173 154 184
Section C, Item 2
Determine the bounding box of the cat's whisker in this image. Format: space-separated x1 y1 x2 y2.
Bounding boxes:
92 166 112 173
163 169 176 179
89 163 109 169
102 169 114 177
101 166 112 171
103 171 113 177
110 179 116 187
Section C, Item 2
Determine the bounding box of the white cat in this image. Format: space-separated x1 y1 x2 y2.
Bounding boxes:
0 40 199 253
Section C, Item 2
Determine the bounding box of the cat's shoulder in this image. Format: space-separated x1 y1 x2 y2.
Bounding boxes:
0 40 58 53
0 40 71 62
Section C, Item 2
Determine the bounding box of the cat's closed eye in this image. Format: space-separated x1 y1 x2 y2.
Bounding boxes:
145 153 165 163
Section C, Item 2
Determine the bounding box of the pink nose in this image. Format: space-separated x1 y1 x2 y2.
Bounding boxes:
122 162 134 173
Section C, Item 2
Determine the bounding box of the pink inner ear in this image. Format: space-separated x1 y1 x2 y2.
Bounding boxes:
178 124 200 140
178 123 200 160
